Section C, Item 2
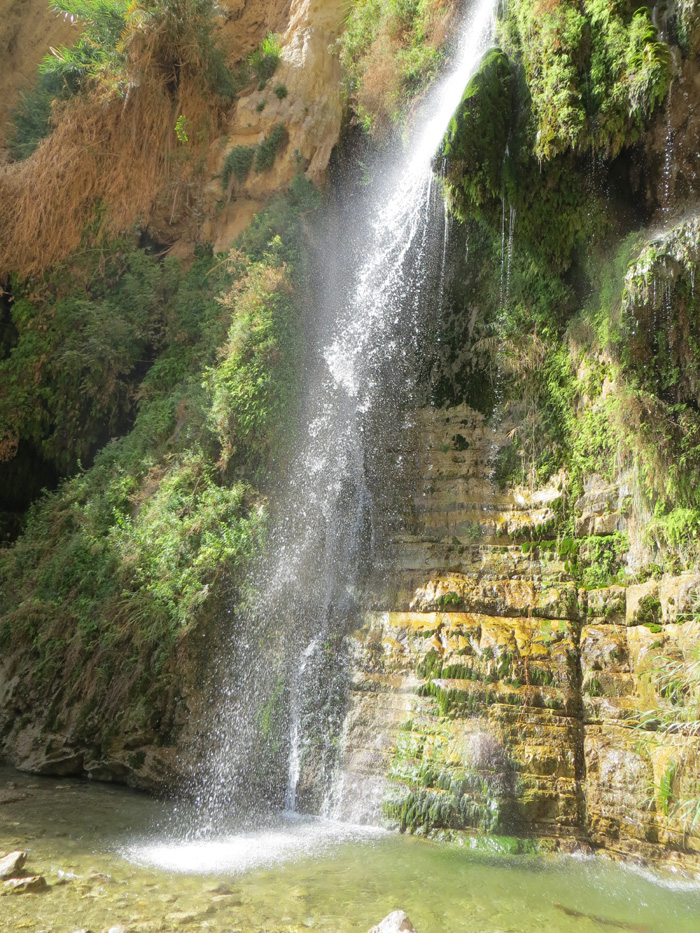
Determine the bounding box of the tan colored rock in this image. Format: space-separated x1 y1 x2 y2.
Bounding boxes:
586 586 626 623
204 0 346 251
594 512 623 536
658 572 700 624
2 874 47 894
575 512 596 536
580 625 628 675
575 474 621 515
0 849 26 879
584 725 657 847
200 198 262 255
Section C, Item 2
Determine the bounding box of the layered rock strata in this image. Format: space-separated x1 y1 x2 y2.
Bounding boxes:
338 404 700 868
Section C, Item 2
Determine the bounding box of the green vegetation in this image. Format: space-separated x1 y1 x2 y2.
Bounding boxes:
427 0 700 578
497 0 669 160
222 145 257 187
339 0 450 135
248 33 282 89
440 49 513 213
220 125 289 192
0 176 319 731
255 124 289 173
385 723 517 834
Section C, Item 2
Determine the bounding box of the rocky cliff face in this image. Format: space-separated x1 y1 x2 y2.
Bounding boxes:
333 390 700 867
200 0 345 252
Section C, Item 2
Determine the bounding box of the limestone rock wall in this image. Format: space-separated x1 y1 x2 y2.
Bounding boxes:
200 0 346 252
338 403 700 868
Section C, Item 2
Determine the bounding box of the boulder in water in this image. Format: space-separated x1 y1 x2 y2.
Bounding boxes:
368 910 418 933
0 849 27 879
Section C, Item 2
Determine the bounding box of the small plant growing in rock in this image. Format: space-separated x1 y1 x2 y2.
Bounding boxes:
436 591 461 609
254 123 288 173
222 145 256 188
636 594 662 627
274 83 288 100
249 33 281 89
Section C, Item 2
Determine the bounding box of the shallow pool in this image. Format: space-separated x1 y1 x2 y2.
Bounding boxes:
1 765 699 933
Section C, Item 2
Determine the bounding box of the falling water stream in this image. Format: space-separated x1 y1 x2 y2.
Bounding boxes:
174 0 502 836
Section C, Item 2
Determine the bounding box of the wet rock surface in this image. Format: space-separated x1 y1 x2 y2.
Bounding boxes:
2 874 48 895
336 403 700 867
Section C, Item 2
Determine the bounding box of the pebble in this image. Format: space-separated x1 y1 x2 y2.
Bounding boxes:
367 911 418 933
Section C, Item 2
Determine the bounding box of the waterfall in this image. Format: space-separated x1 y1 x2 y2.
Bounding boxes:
189 0 498 831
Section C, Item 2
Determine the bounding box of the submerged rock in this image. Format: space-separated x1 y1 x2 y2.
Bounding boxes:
0 849 26 879
2 874 47 894
368 911 418 933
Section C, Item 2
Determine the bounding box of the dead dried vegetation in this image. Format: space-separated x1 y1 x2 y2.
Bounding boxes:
0 0 237 278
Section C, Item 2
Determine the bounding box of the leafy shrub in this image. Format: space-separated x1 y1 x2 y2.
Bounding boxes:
254 123 288 173
339 0 449 135
222 145 257 188
248 33 281 88
205 255 303 472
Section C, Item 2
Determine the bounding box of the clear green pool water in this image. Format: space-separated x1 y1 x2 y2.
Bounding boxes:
1 766 699 933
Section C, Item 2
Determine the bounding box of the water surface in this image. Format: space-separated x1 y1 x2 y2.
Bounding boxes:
1 767 699 932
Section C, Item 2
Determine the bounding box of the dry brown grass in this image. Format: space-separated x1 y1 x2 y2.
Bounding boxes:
0 77 220 279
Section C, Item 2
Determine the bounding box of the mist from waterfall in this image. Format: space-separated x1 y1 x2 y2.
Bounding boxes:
184 0 499 834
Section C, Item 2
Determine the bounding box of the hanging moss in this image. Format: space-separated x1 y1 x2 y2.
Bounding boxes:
497 0 670 160
439 49 513 216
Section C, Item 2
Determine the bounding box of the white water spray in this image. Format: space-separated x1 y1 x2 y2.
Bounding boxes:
186 0 499 832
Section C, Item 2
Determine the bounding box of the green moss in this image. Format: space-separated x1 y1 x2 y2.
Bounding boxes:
440 49 513 214
497 0 669 160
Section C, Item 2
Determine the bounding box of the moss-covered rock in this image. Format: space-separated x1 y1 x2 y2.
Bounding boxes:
439 49 513 216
